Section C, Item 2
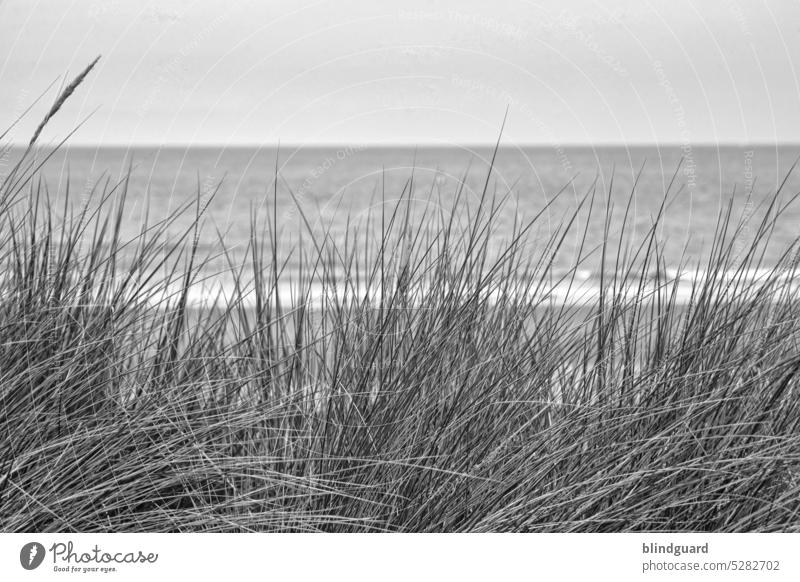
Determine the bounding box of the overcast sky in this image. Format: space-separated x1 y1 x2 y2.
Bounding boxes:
1 0 799 145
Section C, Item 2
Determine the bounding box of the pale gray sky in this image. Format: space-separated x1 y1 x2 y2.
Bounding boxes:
1 0 799 145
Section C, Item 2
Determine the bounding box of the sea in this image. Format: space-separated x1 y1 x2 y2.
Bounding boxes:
5 144 800 306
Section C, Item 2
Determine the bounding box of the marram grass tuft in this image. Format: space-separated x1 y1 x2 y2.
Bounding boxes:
1 76 799 532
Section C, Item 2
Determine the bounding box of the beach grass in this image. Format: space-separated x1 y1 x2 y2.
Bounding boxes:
1 78 800 533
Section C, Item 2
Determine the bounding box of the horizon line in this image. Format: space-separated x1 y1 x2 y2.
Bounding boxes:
9 140 800 149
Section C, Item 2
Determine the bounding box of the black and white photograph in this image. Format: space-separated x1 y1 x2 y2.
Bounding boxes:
1 0 800 577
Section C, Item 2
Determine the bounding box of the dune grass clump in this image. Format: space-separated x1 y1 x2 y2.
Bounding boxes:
1 81 800 532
